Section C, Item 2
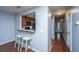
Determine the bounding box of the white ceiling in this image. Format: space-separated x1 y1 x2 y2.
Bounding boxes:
0 6 37 14
0 6 73 15
50 6 71 12
50 6 72 15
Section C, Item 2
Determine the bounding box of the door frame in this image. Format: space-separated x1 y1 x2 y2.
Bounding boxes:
66 12 72 52
53 16 55 40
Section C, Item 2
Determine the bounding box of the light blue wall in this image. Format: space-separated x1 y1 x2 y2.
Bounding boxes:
16 7 49 52
48 7 52 51
72 12 79 52
0 12 16 45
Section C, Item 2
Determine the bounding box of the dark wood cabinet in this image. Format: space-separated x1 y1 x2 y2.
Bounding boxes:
22 16 35 30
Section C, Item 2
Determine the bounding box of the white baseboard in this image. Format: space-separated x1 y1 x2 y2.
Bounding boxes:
63 35 71 52
51 36 54 40
0 39 15 45
49 45 52 52
31 48 40 52
26 46 40 52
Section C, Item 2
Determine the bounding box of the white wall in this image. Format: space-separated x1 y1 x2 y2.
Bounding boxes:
16 7 49 52
0 12 16 45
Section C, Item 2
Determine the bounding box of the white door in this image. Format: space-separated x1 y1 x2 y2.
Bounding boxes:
66 12 72 51
72 12 79 52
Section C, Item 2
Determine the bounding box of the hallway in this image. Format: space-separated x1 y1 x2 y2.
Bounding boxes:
51 33 70 52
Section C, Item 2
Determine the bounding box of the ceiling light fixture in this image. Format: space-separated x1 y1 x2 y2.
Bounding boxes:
57 12 62 15
48 13 52 17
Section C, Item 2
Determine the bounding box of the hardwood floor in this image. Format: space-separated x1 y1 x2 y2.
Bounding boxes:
0 41 34 52
0 34 70 52
50 33 70 52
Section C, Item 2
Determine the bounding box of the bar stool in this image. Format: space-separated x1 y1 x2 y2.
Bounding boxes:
20 36 32 52
14 35 23 51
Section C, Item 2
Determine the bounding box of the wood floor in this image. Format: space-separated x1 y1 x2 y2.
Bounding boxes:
0 41 34 52
0 34 70 52
50 33 70 52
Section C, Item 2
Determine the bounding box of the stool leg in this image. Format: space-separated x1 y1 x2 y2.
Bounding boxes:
14 41 16 48
18 44 20 51
25 41 28 52
25 48 27 52
29 39 32 50
20 45 22 52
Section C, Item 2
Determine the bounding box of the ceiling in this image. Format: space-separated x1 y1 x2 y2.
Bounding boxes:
0 6 73 15
0 6 37 15
50 6 73 21
50 6 72 16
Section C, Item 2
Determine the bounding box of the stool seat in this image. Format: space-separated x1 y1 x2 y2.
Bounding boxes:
22 36 31 40
16 35 23 37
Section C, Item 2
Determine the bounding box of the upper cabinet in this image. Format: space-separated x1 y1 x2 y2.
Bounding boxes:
20 12 36 32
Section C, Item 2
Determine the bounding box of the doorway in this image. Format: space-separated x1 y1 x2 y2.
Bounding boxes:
51 13 70 52
54 14 65 39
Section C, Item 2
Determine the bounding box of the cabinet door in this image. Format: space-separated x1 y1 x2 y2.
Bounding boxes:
22 16 27 29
